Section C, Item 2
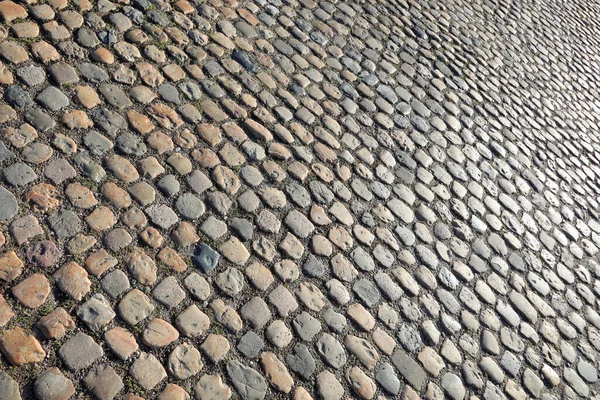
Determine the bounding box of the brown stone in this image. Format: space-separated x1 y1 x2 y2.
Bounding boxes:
124 247 157 285
147 130 174 154
11 274 50 308
0 293 14 327
127 109 155 134
62 110 93 129
140 226 164 248
37 307 75 339
86 206 117 231
85 249 118 277
3 124 36 148
142 319 179 348
0 61 13 84
212 166 240 195
171 221 199 248
31 41 60 63
12 22 39 38
102 182 131 209
75 85 102 109
347 304 376 331
91 47 114 64
65 182 98 209
0 327 46 365
0 1 27 23
121 207 147 230
210 299 242 333
157 247 187 272
53 261 91 301
67 234 96 255
0 251 23 282
147 103 183 130
201 334 230 363
244 118 273 141
159 383 190 400
192 148 220 168
137 62 164 87
197 123 222 146
26 183 61 212
346 366 376 399
106 154 140 183
105 327 138 360
261 352 294 393
245 262 274 291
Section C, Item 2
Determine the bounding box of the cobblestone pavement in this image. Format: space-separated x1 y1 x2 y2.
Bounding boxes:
1 0 600 398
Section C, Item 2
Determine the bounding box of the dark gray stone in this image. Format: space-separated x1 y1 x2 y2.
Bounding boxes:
192 243 220 273
286 343 316 380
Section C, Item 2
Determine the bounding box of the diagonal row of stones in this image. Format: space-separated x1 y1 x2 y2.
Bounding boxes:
0 0 598 399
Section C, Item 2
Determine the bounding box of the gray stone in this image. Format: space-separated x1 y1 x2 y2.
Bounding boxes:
146 204 179 229
237 331 264 359
316 333 346 368
391 348 427 390
0 371 20 400
293 311 321 341
36 87 69 110
376 362 400 395
0 186 18 220
175 193 205 220
59 332 103 371
192 244 220 273
441 373 466 400
4 163 37 187
17 65 46 86
286 343 316 380
25 108 55 131
77 294 116 330
101 269 130 298
48 209 82 239
226 361 267 400
34 368 75 400
229 217 254 241
353 278 381 307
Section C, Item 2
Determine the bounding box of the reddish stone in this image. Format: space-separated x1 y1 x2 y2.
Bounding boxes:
65 182 98 209
31 41 60 63
85 249 118 277
104 327 138 360
0 251 23 282
53 261 91 301
11 273 50 308
26 183 61 212
37 307 75 339
0 1 27 23
157 247 187 272
142 319 179 348
26 240 62 268
91 47 114 64
0 327 46 365
197 123 222 146
127 109 155 134
86 206 117 231
75 85 102 109
0 293 14 327
102 182 131 209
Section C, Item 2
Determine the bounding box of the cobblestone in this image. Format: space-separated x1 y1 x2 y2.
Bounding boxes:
0 0 598 398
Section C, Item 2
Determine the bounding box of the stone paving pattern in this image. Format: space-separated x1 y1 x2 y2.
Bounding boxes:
0 0 599 398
